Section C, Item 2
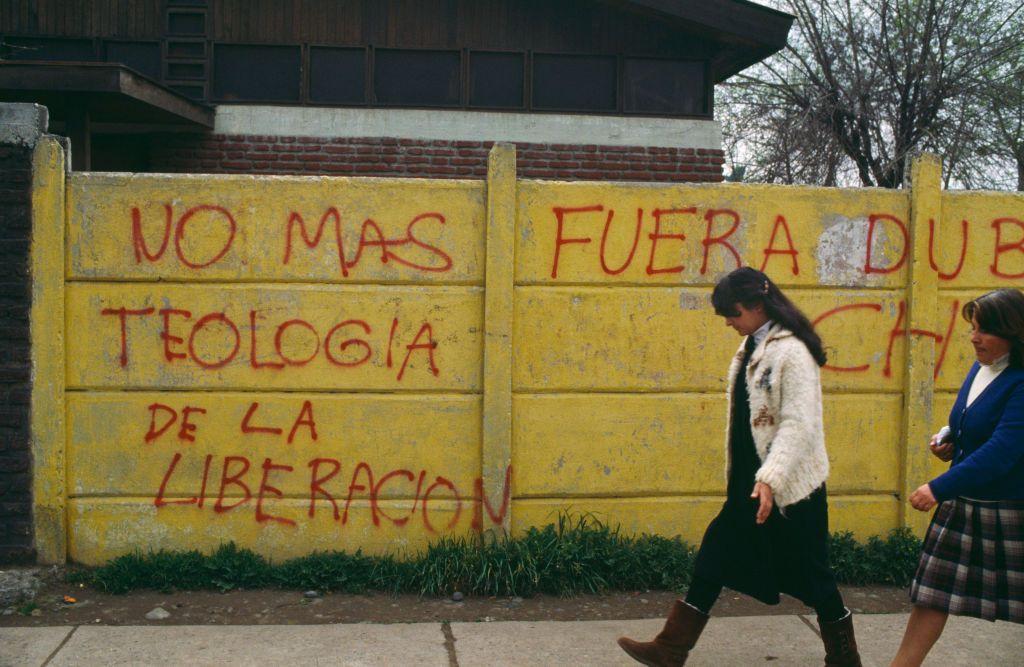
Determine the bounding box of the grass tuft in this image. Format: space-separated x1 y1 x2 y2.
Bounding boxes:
76 513 922 596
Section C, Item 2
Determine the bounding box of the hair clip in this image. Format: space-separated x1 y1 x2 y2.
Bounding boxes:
763 279 770 294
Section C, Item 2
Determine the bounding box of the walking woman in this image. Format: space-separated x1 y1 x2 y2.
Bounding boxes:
892 289 1024 666
618 267 861 666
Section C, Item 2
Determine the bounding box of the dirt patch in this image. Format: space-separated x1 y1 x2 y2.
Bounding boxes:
0 578 911 627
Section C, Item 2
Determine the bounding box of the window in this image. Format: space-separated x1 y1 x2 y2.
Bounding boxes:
469 51 524 109
104 42 161 80
213 44 301 102
532 54 617 112
167 41 205 59
168 11 206 36
624 59 706 115
3 37 96 62
310 47 366 104
374 49 460 107
167 62 205 80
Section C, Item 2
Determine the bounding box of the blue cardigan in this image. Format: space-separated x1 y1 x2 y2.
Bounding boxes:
929 362 1024 502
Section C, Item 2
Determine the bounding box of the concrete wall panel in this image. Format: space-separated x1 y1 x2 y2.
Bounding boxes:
67 174 485 284
513 288 908 392
66 283 483 391
24 147 1024 564
516 181 910 287
67 392 481 499
512 393 899 498
68 498 470 565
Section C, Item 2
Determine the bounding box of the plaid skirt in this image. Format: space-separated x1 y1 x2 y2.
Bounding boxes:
910 497 1024 623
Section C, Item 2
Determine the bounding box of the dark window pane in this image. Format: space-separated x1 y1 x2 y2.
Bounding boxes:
167 41 205 58
168 83 205 100
470 52 523 109
624 59 706 115
3 37 96 61
167 62 205 80
214 44 300 101
310 47 365 104
374 49 460 107
533 54 616 111
104 42 161 79
168 11 206 35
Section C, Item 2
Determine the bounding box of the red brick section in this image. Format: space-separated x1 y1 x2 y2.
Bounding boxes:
0 143 34 564
150 135 724 181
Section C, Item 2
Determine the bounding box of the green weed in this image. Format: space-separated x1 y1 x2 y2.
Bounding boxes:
77 514 922 596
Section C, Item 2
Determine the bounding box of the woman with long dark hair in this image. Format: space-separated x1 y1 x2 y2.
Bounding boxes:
892 288 1024 666
618 267 861 666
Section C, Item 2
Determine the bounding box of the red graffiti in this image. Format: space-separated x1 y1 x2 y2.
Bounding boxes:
132 203 452 275
551 205 598 279
600 208 642 276
646 208 693 275
105 307 441 381
154 453 512 534
812 299 959 379
863 213 908 275
760 215 800 275
256 458 295 526
928 219 968 281
187 312 240 370
813 303 883 373
240 402 283 436
100 307 154 367
283 209 453 276
700 209 742 274
213 456 251 513
991 218 1024 279
131 204 237 269
548 205 749 278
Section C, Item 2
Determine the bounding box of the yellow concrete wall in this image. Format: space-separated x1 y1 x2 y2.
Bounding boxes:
30 146 1024 565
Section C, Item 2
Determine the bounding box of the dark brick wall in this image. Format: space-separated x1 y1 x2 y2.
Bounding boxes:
0 143 34 564
149 135 725 182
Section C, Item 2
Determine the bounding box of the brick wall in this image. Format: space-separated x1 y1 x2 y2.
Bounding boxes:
149 135 724 182
0 143 34 564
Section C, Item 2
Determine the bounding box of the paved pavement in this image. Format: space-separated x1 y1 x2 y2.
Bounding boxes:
2 613 1022 666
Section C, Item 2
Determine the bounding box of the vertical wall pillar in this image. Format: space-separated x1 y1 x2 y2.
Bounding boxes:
481 143 516 535
30 134 67 564
901 154 942 536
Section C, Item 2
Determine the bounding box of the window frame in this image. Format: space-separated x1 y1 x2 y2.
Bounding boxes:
370 46 464 109
306 43 370 107
467 49 528 111
621 55 711 118
530 51 621 114
210 41 304 104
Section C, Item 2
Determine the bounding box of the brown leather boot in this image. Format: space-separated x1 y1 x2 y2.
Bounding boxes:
818 609 863 667
617 600 709 666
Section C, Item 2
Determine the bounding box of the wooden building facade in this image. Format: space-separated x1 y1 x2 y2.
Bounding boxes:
0 0 791 179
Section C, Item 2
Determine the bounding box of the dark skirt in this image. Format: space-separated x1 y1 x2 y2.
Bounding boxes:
692 484 837 606
910 498 1024 624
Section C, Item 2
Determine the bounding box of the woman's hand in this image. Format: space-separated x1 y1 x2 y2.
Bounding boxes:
751 482 774 524
909 483 938 512
929 433 954 462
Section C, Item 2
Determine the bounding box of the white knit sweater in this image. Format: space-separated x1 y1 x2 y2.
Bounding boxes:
724 323 830 509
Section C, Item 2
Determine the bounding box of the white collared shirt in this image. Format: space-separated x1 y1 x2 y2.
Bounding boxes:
967 353 1010 407
752 320 774 347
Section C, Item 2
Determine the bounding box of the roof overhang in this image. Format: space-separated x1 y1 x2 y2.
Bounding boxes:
0 61 213 129
614 0 794 81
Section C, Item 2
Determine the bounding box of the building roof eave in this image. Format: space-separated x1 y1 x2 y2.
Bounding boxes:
617 0 794 79
0 61 214 129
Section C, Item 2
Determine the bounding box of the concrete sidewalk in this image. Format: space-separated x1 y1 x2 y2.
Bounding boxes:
2 613 1022 666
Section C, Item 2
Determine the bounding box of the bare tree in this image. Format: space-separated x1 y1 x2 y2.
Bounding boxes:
721 0 1024 189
